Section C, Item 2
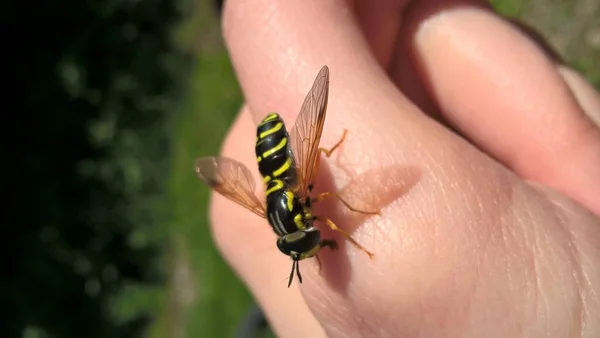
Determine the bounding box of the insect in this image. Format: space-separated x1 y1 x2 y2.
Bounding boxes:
195 65 379 287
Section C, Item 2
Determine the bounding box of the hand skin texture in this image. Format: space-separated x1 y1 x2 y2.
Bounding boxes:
208 1 600 337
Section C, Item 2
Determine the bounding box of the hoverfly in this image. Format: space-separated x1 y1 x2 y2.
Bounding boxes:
195 65 379 287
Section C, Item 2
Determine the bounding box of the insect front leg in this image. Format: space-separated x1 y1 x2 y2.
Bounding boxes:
314 216 374 259
314 239 337 273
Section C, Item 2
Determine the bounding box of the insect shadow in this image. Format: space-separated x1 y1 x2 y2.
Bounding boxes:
307 156 422 293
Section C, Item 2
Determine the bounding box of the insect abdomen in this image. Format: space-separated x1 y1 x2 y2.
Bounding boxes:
255 113 297 184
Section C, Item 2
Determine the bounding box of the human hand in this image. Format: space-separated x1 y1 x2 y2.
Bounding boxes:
209 1 600 337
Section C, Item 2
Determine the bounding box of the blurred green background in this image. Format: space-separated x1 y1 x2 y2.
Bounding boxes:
7 0 598 337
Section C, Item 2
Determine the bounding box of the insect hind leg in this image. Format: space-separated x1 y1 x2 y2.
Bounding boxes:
312 191 380 215
319 128 347 158
315 216 374 259
308 129 348 193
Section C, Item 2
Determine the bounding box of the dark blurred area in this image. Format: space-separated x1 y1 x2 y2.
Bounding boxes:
3 0 190 337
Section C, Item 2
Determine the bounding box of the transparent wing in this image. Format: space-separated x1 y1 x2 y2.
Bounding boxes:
289 65 330 199
195 156 266 218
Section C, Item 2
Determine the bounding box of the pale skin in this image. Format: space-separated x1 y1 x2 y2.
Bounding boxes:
209 1 600 337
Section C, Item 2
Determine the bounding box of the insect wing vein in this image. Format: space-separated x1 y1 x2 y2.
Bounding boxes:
195 156 266 218
290 65 330 199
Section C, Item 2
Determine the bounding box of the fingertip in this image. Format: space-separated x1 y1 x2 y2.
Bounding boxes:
408 5 600 214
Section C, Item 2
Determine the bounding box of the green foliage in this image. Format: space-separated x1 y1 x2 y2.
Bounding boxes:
165 49 254 338
490 0 525 17
489 0 600 91
4 0 190 337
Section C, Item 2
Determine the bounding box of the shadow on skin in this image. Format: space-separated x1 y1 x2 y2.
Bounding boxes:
308 157 422 293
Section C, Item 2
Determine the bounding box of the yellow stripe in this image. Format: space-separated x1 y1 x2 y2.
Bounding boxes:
263 175 271 183
273 157 292 177
293 213 304 230
284 191 294 211
298 243 321 259
266 179 284 196
284 231 305 242
259 113 279 125
257 156 262 163
259 122 282 139
262 137 287 158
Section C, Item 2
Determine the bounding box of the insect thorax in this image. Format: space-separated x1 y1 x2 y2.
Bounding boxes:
255 113 298 186
266 185 322 260
265 181 312 236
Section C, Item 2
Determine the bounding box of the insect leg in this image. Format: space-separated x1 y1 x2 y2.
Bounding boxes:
308 129 348 193
315 217 374 259
319 128 347 158
314 254 323 273
314 239 337 273
321 239 338 251
287 260 301 288
312 191 380 215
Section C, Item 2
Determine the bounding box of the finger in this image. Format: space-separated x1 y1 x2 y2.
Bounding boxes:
558 66 600 127
220 0 457 334
388 0 490 119
354 0 489 119
353 0 406 67
401 4 600 214
209 106 326 338
222 0 418 126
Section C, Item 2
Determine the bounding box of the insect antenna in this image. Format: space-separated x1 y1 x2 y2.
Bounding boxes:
296 260 303 285
287 261 295 288
287 260 303 288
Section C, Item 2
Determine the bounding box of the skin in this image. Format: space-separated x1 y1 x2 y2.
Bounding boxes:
209 1 600 337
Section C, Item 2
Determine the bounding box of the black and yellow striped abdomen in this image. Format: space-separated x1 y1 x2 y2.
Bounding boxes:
255 113 297 185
